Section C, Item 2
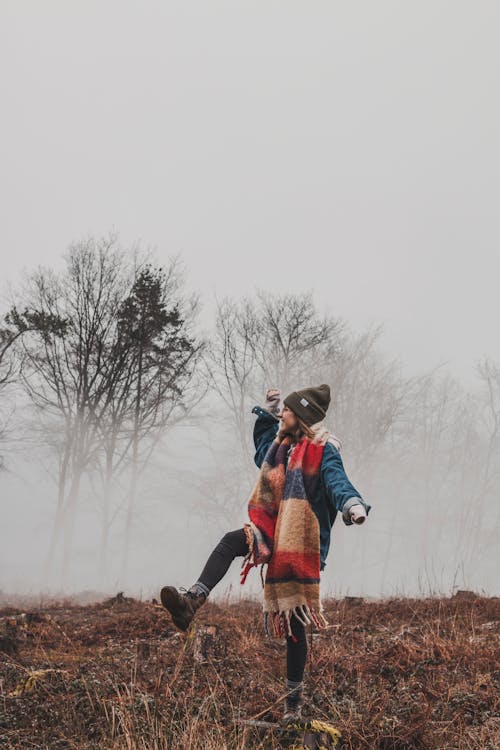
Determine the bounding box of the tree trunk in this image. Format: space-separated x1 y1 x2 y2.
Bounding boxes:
121 337 143 582
60 470 83 587
44 451 71 580
99 452 114 583
120 461 138 582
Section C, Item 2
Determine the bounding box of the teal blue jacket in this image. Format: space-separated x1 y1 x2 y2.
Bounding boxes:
251 405 371 571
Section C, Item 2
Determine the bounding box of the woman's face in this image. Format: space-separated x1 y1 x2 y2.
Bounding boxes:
279 404 299 432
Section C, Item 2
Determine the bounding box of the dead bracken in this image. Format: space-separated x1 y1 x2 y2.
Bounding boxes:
0 593 498 749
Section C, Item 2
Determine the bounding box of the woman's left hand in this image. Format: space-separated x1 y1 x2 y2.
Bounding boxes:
349 504 367 524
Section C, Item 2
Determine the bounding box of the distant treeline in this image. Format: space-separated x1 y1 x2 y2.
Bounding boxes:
1 234 498 592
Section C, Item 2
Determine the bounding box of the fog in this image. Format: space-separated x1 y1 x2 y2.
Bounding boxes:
1 2 499 601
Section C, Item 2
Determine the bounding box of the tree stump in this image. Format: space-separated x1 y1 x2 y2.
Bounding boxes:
0 616 19 654
344 596 364 606
136 640 155 660
193 624 226 662
453 589 477 600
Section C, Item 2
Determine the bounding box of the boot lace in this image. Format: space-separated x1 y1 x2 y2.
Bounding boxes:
179 586 197 599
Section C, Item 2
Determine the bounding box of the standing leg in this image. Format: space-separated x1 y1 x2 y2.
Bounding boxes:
283 614 308 723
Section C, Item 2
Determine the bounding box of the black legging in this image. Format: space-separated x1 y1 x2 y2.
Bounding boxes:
197 528 308 683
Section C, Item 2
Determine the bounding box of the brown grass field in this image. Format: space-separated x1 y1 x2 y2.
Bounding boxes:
0 592 498 749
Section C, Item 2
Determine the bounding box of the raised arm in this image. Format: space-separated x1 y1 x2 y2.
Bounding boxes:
251 389 280 468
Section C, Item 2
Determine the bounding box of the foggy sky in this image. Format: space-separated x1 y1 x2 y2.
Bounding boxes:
1 1 499 385
1 3 499 599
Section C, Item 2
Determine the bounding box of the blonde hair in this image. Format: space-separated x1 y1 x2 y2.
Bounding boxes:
278 416 342 451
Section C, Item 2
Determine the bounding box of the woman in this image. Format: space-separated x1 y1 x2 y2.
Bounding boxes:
160 384 371 724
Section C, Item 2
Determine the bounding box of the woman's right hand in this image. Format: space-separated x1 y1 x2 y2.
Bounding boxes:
264 388 281 415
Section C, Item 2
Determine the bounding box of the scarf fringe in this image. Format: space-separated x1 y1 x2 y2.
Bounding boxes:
240 524 255 585
264 605 329 640
240 522 269 587
239 553 266 588
241 555 329 641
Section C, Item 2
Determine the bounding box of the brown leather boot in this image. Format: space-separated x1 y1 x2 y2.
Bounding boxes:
282 679 305 725
160 586 207 631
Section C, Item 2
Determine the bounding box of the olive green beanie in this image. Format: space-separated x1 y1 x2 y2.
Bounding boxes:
283 384 331 426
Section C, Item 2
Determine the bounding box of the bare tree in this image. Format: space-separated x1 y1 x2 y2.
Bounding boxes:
469 357 500 557
11 237 207 584
203 291 403 528
253 290 338 388
316 323 406 476
94 261 206 580
209 292 403 457
209 292 341 449
0 306 67 469
384 371 466 582
10 236 128 579
207 297 260 467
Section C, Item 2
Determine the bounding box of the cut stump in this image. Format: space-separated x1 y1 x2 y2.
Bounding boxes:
193 623 226 662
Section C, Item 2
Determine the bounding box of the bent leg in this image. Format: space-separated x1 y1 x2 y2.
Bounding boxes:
192 528 249 594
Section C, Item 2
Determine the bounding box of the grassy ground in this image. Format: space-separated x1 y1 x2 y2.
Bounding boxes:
0 592 498 749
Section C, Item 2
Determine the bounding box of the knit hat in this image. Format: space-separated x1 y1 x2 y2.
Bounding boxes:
283 384 331 426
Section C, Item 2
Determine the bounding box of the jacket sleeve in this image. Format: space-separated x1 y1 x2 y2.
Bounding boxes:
251 405 279 468
321 442 372 525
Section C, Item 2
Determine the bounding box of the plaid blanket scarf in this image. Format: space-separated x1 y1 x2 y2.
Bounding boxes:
240 433 329 640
